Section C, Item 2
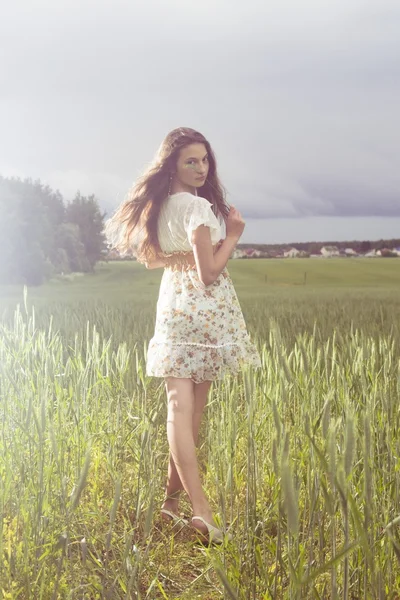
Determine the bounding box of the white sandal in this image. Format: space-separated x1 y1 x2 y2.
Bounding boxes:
160 508 189 525
191 516 232 544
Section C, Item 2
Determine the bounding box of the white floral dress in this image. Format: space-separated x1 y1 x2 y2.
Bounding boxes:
145 192 261 383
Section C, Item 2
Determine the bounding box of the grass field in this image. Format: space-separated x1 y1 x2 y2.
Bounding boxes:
0 258 399 599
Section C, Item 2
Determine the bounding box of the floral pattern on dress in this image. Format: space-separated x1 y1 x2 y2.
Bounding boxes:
146 264 261 383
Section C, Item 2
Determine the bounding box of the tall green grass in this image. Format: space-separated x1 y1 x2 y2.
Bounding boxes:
0 261 399 598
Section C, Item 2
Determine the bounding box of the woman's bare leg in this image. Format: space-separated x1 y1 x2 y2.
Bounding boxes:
162 377 214 525
162 380 212 513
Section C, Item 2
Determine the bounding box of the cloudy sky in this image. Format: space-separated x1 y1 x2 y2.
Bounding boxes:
1 0 399 244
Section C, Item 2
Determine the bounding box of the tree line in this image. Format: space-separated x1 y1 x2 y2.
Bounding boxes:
0 175 107 285
2 174 397 283
239 239 400 254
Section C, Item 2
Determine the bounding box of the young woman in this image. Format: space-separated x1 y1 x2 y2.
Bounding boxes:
104 127 261 543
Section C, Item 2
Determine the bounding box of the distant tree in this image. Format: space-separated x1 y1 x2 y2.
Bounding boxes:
0 179 21 283
308 243 321 255
0 176 57 284
360 240 372 253
65 192 107 271
0 175 107 284
57 222 90 272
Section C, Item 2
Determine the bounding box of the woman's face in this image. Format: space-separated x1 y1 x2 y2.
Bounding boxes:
174 143 210 191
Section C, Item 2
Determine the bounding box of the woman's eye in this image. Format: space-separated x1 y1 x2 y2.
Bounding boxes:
186 157 208 165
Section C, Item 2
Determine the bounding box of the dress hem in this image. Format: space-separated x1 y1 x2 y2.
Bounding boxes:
146 338 261 383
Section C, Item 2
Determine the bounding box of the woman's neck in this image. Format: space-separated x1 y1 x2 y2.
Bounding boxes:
171 183 198 196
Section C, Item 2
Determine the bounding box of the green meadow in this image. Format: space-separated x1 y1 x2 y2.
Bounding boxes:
0 258 399 599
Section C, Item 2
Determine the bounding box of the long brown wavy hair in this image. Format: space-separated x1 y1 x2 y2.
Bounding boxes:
103 127 230 263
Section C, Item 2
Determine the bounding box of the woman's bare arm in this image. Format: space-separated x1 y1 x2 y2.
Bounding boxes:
191 227 238 286
191 205 245 286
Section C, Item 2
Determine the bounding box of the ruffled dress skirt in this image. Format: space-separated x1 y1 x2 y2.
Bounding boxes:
146 264 261 383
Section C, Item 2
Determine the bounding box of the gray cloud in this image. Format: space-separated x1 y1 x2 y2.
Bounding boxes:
0 0 399 241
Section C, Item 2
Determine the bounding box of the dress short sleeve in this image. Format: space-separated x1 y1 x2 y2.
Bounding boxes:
183 196 222 247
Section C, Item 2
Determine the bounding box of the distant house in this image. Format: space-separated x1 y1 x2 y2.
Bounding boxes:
321 245 340 257
344 248 358 256
284 247 300 258
262 252 277 258
232 248 262 259
244 248 261 258
377 248 397 257
365 249 378 257
232 249 246 259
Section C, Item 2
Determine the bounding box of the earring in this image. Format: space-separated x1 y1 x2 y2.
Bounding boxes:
168 173 173 197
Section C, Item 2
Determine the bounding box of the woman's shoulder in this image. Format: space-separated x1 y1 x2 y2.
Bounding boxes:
161 192 223 245
169 191 199 202
170 191 213 200
168 192 212 209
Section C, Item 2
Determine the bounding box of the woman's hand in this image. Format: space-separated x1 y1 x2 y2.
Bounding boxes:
226 205 245 241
